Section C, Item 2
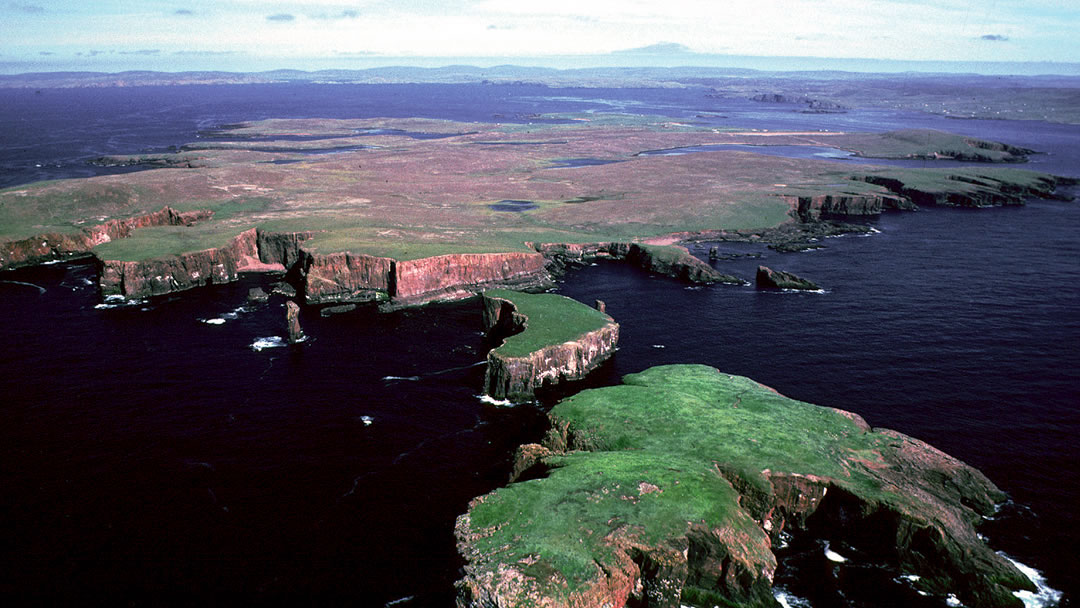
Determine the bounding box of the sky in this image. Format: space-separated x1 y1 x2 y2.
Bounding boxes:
2 0 1079 74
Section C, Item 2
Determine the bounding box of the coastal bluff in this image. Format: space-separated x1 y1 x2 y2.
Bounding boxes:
456 365 1036 608
482 290 619 401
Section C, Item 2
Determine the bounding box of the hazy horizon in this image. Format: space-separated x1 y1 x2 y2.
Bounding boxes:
4 1 1079 77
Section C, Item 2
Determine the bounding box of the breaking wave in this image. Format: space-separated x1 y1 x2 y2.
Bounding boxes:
999 553 1063 608
250 336 286 351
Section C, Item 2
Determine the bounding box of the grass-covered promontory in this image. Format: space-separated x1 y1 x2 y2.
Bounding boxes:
481 290 619 400
484 289 612 359
457 365 1033 608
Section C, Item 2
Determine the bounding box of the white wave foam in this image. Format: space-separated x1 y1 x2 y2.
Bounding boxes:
774 587 812 608
383 375 420 381
651 344 666 349
94 295 148 309
250 336 286 351
479 394 514 407
999 553 1063 608
946 594 964 606
201 318 227 325
779 288 828 295
384 596 414 607
823 541 847 563
776 530 793 549
359 415 374 426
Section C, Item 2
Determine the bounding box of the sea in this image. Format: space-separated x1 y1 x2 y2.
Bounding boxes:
0 82 1077 607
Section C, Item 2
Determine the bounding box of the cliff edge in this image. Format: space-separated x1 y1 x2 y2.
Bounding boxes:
457 365 1035 608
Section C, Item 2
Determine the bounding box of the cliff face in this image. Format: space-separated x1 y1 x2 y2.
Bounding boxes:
786 192 916 220
457 365 1034 608
394 252 549 306
296 251 550 307
481 291 619 401
100 228 258 298
256 229 313 270
0 206 213 272
298 250 394 304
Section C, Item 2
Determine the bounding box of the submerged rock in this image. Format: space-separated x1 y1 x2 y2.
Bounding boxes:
247 287 269 303
756 265 821 290
456 365 1035 608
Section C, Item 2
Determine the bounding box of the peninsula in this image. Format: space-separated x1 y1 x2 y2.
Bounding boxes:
457 364 1035 608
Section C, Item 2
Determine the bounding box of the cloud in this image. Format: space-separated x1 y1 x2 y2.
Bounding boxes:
311 9 360 20
10 3 45 13
980 34 1009 41
613 42 693 55
267 13 295 22
173 50 237 56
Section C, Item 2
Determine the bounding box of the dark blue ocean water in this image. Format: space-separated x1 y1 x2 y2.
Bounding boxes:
1 83 1077 606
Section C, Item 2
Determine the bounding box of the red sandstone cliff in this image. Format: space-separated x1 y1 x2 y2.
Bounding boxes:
0 206 213 272
393 252 549 307
99 228 258 298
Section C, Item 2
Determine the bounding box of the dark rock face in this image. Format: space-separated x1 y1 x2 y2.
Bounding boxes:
285 300 304 344
247 287 269 303
787 192 917 221
856 173 1074 208
756 265 821 290
536 242 744 285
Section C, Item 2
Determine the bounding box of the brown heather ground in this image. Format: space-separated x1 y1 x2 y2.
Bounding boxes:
0 116 1045 262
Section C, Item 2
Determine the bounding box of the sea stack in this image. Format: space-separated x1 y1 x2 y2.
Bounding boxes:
285 300 304 344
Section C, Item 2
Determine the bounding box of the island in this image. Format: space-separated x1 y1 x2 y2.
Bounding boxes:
456 364 1036 608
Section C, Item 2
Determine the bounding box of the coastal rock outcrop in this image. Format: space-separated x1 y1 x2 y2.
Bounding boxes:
536 242 743 285
854 171 1074 208
457 365 1036 608
482 290 619 401
756 265 821 290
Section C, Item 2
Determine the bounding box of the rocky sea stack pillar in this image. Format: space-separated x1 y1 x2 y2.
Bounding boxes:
286 300 304 344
